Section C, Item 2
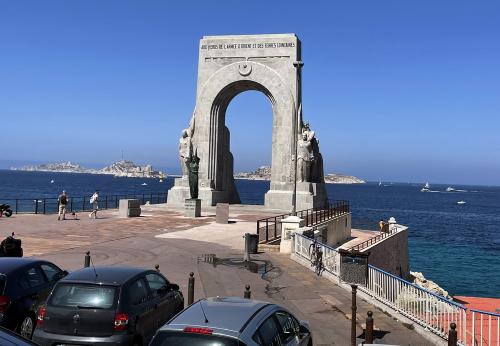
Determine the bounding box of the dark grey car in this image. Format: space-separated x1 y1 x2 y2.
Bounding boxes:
0 258 67 339
150 297 312 346
33 266 183 346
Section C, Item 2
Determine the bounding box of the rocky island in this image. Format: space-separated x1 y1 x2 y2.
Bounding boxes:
11 160 164 178
235 166 365 184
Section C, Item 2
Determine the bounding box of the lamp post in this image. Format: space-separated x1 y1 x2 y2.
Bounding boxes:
292 60 304 215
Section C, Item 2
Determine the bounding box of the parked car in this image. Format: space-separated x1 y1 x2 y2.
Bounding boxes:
150 297 312 346
33 266 184 346
0 326 40 346
0 258 67 339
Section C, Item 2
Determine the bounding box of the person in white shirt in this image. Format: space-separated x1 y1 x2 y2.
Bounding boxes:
89 190 99 219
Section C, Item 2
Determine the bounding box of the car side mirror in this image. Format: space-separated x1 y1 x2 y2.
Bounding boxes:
168 283 179 291
299 321 310 335
55 270 69 281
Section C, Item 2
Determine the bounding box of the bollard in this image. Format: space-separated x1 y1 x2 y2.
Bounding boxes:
448 323 457 346
351 285 357 346
365 311 374 343
244 284 251 299
187 272 195 306
84 251 90 268
155 264 160 272
243 233 250 262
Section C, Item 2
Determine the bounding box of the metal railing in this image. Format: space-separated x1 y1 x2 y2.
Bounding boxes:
294 233 340 276
348 225 402 252
293 233 475 345
362 265 468 345
470 309 500 346
1 191 168 214
256 200 350 243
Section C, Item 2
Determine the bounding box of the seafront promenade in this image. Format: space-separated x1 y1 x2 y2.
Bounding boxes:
0 204 434 345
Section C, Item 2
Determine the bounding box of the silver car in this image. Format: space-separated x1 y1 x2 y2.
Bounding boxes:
150 296 312 346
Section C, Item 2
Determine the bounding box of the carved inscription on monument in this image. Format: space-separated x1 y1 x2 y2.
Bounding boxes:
201 42 295 50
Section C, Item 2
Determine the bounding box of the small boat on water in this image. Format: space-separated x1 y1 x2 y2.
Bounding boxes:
457 201 466 205
378 181 382 186
50 179 54 184
141 182 148 186
421 182 431 192
446 187 456 192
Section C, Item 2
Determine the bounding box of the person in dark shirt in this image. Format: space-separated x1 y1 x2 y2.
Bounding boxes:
57 190 68 221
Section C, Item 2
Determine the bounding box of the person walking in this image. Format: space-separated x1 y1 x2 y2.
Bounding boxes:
57 190 68 221
89 190 99 219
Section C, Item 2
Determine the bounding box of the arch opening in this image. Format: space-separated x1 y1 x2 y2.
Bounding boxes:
224 88 273 204
210 81 275 202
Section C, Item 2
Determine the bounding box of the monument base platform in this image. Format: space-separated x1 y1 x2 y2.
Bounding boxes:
185 198 201 217
265 182 328 211
168 177 328 211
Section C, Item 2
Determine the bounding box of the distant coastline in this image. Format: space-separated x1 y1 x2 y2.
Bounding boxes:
11 160 165 179
235 166 365 184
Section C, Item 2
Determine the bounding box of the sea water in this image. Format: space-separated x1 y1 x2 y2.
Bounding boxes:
0 170 498 298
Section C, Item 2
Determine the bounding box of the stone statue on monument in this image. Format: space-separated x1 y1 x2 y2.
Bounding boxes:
297 131 313 182
298 121 325 183
179 113 196 176
187 147 200 199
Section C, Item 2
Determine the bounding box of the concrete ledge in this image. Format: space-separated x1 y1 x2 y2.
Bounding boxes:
258 244 280 253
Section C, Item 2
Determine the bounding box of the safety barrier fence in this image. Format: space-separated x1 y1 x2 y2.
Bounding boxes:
292 233 500 345
348 225 400 251
0 192 168 214
256 200 350 243
470 309 500 346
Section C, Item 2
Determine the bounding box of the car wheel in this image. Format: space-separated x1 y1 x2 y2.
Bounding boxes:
18 315 35 339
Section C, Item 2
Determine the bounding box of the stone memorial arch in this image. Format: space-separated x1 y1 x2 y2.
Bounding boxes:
168 34 328 211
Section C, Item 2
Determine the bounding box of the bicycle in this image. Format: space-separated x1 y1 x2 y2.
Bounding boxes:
308 239 324 276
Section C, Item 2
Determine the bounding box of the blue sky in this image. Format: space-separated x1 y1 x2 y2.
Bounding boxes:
1 1 499 185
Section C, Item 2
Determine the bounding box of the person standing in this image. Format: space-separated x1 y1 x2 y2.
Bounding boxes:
57 190 68 221
89 190 99 219
379 219 386 232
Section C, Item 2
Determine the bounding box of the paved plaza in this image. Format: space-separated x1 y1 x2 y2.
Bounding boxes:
1 205 435 345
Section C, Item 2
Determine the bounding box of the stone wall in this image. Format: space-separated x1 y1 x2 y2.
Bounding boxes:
304 213 351 247
364 227 410 279
324 213 351 246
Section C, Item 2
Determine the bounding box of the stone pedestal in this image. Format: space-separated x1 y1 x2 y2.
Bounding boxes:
185 199 201 218
280 215 305 254
216 203 229 224
119 199 141 218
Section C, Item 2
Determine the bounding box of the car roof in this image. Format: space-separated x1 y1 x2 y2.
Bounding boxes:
0 257 48 274
61 266 152 285
162 297 272 336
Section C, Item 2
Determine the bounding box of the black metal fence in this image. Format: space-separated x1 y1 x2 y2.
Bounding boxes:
256 200 350 243
1 192 168 215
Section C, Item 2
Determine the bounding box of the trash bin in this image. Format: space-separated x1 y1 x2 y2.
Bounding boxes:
245 233 259 254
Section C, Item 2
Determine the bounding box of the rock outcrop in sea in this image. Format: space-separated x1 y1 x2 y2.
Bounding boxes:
11 160 163 178
410 271 451 299
235 166 365 184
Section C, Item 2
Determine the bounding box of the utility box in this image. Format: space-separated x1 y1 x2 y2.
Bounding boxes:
119 199 142 218
339 249 369 286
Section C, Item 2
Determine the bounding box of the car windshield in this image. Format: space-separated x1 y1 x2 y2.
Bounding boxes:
49 283 116 309
150 331 241 346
